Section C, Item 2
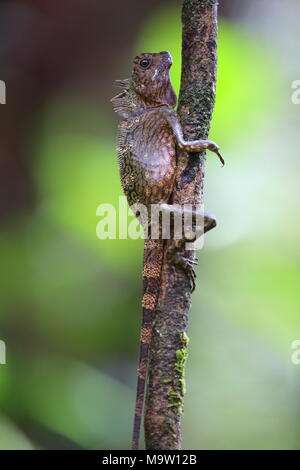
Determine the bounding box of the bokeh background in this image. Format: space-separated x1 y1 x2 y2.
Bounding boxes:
0 0 299 449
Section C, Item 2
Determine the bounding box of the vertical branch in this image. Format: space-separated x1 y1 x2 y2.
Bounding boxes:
144 0 219 450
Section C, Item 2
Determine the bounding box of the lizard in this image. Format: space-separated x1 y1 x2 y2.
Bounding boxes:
111 51 223 450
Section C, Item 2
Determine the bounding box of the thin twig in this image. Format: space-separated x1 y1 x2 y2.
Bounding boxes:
144 0 219 450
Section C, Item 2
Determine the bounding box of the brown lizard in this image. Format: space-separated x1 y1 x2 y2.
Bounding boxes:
111 51 223 450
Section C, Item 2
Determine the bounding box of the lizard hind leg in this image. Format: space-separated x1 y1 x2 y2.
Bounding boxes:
159 203 217 238
166 211 217 293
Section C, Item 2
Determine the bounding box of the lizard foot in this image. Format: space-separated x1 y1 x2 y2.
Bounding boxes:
167 240 198 292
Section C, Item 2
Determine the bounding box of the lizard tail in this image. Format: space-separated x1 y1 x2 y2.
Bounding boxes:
131 238 164 450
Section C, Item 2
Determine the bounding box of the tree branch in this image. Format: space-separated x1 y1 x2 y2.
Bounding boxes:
144 0 219 450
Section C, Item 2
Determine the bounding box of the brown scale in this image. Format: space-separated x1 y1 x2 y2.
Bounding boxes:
111 51 223 450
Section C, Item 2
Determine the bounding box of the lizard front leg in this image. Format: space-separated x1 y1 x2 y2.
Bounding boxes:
164 110 224 166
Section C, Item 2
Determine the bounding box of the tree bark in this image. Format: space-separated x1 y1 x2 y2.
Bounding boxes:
144 0 219 450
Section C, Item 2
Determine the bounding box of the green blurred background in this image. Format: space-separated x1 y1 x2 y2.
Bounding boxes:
0 0 299 449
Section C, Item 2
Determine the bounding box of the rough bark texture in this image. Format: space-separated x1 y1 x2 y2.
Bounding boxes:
144 0 219 450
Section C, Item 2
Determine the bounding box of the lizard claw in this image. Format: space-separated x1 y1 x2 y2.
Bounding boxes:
181 257 197 292
173 254 197 292
205 141 224 166
216 150 225 167
167 243 198 292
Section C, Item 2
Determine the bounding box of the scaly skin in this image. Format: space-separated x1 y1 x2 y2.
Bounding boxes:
111 51 222 450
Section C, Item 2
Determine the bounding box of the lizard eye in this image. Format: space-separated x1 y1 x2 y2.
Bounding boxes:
139 59 151 69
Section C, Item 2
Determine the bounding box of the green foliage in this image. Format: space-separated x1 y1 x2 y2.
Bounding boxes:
0 415 33 450
16 357 132 449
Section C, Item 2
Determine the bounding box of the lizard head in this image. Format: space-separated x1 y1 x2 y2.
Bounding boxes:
132 51 177 108
111 51 177 117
